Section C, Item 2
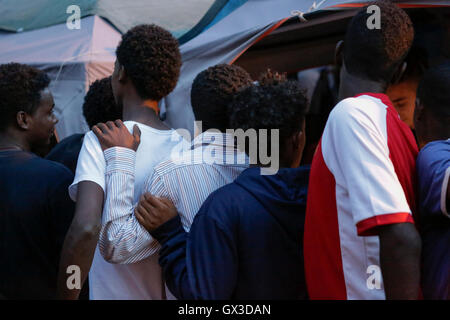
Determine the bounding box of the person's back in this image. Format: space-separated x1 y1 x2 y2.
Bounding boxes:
417 140 450 299
140 72 309 300
305 93 418 299
0 63 75 299
304 1 421 300
189 166 309 299
414 62 450 300
0 151 74 299
91 64 254 269
72 122 182 299
46 77 121 174
58 24 184 300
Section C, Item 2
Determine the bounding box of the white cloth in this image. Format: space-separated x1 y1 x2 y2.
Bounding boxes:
69 120 184 300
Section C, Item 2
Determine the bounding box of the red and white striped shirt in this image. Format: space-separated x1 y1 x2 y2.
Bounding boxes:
304 93 418 300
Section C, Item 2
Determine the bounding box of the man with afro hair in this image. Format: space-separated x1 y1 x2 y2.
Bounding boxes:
46 76 121 174
118 70 310 299
90 64 253 296
58 24 184 300
190 64 254 132
304 0 421 299
0 63 75 299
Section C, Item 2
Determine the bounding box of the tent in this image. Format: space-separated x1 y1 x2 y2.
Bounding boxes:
234 0 450 76
0 0 217 37
162 0 450 137
1 0 449 139
0 0 252 139
162 0 363 136
0 0 224 139
0 15 121 138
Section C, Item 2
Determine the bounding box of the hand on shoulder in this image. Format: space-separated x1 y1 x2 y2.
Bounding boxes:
92 120 141 151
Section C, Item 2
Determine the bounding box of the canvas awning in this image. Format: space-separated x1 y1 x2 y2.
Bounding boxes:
0 0 217 38
161 0 450 137
0 15 122 138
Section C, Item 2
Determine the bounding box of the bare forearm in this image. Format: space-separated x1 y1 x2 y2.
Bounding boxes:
57 181 103 300
57 223 100 299
379 223 421 300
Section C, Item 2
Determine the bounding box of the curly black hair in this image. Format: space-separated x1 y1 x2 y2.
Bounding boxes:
229 70 308 153
344 0 414 82
83 76 122 128
0 63 50 131
191 64 253 132
116 24 181 101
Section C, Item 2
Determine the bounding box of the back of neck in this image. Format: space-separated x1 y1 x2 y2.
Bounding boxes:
0 130 30 151
121 96 169 130
338 73 386 101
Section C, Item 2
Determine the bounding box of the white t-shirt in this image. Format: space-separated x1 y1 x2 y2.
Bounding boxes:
69 121 183 300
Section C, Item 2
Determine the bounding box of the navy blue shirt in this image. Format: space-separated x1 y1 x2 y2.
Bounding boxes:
417 139 450 300
0 150 75 299
152 166 309 300
46 134 84 174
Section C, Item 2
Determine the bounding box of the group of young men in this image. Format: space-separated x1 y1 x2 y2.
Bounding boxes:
0 0 448 300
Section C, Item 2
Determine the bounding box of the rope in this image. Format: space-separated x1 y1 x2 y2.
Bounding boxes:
291 0 327 22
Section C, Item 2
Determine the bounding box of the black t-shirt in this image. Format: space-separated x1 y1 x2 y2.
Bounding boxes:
46 134 84 175
0 150 75 299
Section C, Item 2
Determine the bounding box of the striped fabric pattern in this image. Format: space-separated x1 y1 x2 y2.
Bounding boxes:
99 132 249 264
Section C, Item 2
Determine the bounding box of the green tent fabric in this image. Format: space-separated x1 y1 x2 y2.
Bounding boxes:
0 0 216 37
0 0 96 32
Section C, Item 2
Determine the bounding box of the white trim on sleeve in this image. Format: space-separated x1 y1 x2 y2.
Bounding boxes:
441 166 450 218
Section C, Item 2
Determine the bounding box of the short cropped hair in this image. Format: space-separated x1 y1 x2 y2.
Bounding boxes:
344 0 414 82
0 63 50 131
191 64 253 132
229 70 308 151
417 61 450 118
116 24 181 101
83 77 122 128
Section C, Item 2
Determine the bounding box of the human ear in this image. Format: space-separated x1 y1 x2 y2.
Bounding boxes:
413 98 424 123
390 61 407 85
290 130 306 168
16 111 31 130
335 40 344 69
293 130 305 152
118 65 127 82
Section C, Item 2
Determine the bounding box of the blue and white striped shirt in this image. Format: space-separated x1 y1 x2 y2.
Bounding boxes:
99 132 249 264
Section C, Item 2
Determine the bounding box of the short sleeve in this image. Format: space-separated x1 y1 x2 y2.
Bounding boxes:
322 98 413 236
68 131 106 201
417 141 450 219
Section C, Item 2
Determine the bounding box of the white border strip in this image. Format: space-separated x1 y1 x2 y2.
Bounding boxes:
441 166 450 218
